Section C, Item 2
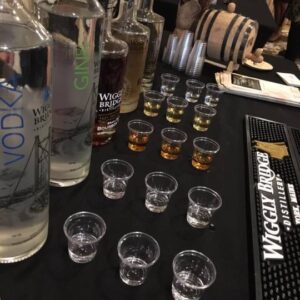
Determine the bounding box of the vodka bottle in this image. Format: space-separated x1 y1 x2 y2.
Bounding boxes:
137 0 164 90
93 0 128 146
36 0 104 187
112 0 149 113
0 0 52 263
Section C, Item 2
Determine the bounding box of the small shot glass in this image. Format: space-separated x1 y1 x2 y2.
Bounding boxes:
128 119 154 152
143 90 165 117
192 137 220 171
187 186 222 228
101 159 134 199
118 232 160 286
160 73 180 96
161 127 188 160
63 211 106 263
172 250 216 300
204 83 224 107
166 96 188 123
185 79 205 103
145 171 178 213
193 104 216 132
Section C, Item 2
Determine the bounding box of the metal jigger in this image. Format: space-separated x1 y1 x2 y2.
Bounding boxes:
162 34 179 65
172 31 194 71
185 40 207 78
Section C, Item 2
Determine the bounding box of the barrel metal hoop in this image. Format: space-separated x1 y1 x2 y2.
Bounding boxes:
195 9 213 42
220 14 240 62
228 17 249 62
205 10 222 43
239 21 258 63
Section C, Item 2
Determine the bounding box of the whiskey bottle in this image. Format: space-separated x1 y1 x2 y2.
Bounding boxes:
93 0 128 146
137 0 164 90
112 0 150 113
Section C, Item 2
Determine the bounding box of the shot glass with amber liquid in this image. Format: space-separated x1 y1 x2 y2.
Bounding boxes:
166 96 188 123
128 119 154 152
143 90 165 117
192 137 220 170
161 128 188 160
193 104 216 132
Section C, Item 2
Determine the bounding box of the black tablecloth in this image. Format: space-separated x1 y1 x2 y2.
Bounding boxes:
1 57 300 300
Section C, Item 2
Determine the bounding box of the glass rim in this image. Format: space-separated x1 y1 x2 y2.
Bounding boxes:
63 211 107 243
101 159 134 180
145 171 178 194
144 90 165 102
117 231 160 267
206 83 223 93
161 73 180 83
188 186 222 210
167 96 188 108
127 119 154 134
161 127 188 143
194 104 216 117
172 250 217 289
186 79 205 88
193 137 220 154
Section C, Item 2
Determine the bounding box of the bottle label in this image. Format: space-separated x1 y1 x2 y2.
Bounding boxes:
96 90 122 129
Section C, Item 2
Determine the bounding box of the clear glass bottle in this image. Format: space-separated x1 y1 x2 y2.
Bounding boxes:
93 0 128 146
0 0 52 262
112 0 149 113
137 0 164 90
35 0 104 187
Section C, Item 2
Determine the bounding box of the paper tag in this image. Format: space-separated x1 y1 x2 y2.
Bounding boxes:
277 72 300 88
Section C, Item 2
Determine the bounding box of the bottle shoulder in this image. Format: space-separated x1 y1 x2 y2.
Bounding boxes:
137 11 165 24
102 35 129 57
112 19 150 37
37 0 104 18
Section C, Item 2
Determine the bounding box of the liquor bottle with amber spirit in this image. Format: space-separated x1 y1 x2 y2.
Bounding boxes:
93 0 128 146
137 0 164 90
112 0 149 113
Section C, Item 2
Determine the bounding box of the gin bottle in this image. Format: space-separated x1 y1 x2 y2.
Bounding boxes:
36 0 104 187
0 0 52 262
112 0 149 113
93 0 128 146
137 0 164 89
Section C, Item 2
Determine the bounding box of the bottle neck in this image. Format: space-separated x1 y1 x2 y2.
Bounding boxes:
104 6 113 36
138 0 153 12
118 0 137 21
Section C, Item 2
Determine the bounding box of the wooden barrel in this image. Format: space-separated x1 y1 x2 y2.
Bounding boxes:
194 7 258 64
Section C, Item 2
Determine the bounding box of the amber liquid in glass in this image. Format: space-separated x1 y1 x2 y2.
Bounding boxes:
192 150 214 170
166 106 185 123
128 132 149 151
161 142 182 160
144 99 161 116
193 116 211 132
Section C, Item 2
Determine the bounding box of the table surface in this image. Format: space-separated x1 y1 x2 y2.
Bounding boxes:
1 56 300 300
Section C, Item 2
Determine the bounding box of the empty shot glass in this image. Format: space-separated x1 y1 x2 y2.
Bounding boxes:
166 96 188 123
204 83 224 107
63 211 106 263
187 186 222 228
101 159 134 199
118 232 160 286
185 79 205 103
172 250 216 300
143 90 165 117
128 119 154 152
160 73 180 97
192 137 220 171
193 104 216 132
145 171 178 213
161 128 188 160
